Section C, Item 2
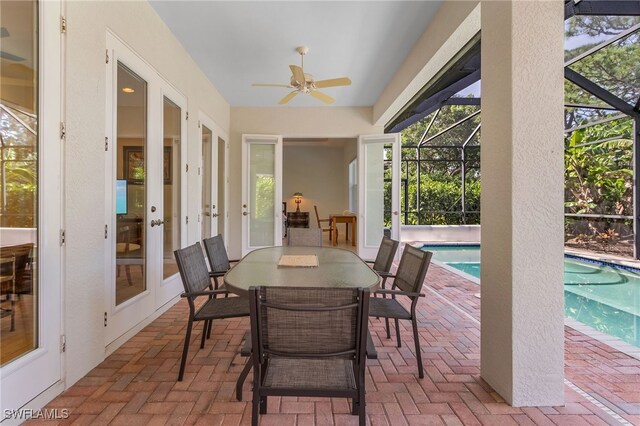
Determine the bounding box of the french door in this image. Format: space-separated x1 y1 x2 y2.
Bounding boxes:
241 134 282 256
0 0 63 412
104 33 186 344
200 114 228 242
358 134 401 260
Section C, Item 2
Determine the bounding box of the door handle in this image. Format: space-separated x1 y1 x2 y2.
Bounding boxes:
212 213 219 218
242 212 250 216
392 211 399 215
204 212 211 217
150 219 165 227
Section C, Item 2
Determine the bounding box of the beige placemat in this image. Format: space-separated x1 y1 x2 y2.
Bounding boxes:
277 255 319 268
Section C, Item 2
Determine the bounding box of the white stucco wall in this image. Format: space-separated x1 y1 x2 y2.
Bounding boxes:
480 0 565 406
64 0 229 386
229 107 382 258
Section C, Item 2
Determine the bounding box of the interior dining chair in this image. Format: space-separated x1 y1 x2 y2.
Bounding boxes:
368 245 432 378
174 242 250 381
288 228 323 247
249 286 370 426
313 205 334 242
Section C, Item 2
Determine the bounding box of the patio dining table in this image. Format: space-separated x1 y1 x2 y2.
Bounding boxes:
224 245 380 400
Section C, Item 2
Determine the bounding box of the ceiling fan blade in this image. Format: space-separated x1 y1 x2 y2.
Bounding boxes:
314 77 352 88
309 90 335 104
289 65 305 84
252 83 292 88
278 91 299 105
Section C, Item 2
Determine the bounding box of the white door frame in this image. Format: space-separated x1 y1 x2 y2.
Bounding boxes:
104 32 156 344
198 113 229 245
155 83 188 308
0 0 63 412
357 133 401 260
241 134 282 256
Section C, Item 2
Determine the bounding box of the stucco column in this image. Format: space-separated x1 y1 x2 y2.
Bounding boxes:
480 0 565 406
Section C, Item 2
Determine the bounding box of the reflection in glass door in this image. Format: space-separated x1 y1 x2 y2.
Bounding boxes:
201 125 212 240
115 62 147 305
0 0 39 367
162 97 181 279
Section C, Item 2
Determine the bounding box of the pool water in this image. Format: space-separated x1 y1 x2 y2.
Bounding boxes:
422 245 640 347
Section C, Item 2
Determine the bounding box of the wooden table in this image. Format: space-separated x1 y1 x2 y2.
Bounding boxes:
224 246 380 400
330 215 357 247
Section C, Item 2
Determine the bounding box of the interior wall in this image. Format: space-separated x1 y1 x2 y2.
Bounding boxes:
283 143 354 225
342 141 357 209
229 107 382 257
64 0 229 387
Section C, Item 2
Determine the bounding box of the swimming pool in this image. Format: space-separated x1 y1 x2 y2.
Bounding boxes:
422 244 640 347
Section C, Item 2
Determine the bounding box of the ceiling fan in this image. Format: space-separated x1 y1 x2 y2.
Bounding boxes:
252 46 352 105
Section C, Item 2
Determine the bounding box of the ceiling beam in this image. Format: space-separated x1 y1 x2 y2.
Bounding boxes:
565 0 640 19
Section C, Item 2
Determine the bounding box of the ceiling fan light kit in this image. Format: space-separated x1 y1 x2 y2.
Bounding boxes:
252 46 351 105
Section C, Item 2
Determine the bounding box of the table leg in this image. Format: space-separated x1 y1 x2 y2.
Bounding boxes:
332 219 337 246
351 218 356 246
345 223 348 241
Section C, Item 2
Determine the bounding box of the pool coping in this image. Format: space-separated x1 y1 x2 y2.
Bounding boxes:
419 242 640 361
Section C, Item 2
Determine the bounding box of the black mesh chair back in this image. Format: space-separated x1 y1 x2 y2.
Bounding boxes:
287 228 323 247
249 286 370 425
372 236 399 273
393 245 433 294
203 234 231 274
253 287 363 359
174 242 211 297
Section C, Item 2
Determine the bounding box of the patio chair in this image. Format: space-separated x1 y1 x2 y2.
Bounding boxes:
368 245 432 378
174 242 250 381
314 205 334 242
249 286 370 426
366 236 399 289
287 228 322 247
203 234 238 291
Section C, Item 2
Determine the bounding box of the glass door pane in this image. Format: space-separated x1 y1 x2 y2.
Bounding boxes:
0 0 38 366
201 125 212 240
162 97 180 279
241 134 282 255
358 134 400 259
249 144 275 247
115 62 147 305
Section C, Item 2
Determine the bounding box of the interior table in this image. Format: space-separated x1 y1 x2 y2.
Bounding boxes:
330 214 357 247
224 246 380 400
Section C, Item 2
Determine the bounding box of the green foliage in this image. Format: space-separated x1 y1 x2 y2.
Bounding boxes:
254 175 274 220
399 104 481 226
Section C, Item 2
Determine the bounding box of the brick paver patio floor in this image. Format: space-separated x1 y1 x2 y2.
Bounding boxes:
28 263 640 425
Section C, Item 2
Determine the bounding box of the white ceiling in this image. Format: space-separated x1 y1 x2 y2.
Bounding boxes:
149 1 442 107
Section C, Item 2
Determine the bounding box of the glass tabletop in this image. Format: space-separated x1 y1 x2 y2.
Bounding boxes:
224 246 380 297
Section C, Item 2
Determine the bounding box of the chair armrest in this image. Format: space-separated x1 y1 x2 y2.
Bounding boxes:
378 271 395 279
181 289 230 298
375 289 425 298
209 271 226 278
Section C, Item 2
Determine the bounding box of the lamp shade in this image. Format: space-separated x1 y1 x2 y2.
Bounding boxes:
293 192 303 198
